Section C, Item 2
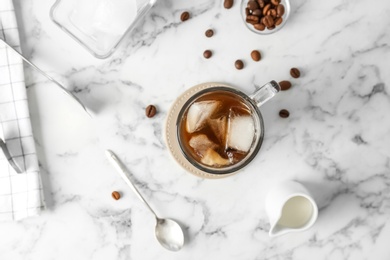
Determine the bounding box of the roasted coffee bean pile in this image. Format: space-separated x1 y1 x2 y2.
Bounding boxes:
245 0 285 31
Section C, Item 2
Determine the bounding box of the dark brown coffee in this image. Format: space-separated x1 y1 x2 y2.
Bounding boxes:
180 90 256 168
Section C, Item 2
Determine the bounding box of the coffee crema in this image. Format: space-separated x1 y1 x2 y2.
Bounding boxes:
180 90 256 168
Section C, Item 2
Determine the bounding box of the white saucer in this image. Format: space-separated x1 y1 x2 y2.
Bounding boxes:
164 82 240 179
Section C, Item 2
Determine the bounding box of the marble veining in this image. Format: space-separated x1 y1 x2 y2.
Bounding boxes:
1 0 390 259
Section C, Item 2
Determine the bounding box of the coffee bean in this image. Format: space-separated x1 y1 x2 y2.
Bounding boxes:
279 80 291 91
251 50 261 61
267 25 276 30
245 8 250 16
252 9 262 16
224 0 234 9
246 15 260 24
271 0 280 5
263 3 271 15
257 0 265 8
290 67 301 78
254 23 266 31
275 17 283 25
279 109 290 118
203 50 212 59
263 15 274 27
235 60 244 70
269 9 277 17
205 29 214 37
145 105 157 118
247 0 259 10
276 4 285 17
180 11 190 22
112 191 121 200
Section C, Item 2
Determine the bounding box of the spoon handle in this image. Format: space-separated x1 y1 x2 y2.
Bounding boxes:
105 150 158 218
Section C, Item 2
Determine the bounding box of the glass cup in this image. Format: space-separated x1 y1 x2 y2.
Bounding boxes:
176 81 280 175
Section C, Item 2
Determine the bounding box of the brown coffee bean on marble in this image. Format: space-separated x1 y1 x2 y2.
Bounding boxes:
251 50 261 61
112 191 121 200
145 105 157 118
205 29 214 37
224 0 234 9
235 60 244 70
263 15 274 27
276 4 285 17
275 17 283 25
290 67 301 78
279 80 291 91
263 3 271 15
279 109 290 118
180 11 190 22
203 50 212 59
271 0 280 5
254 23 266 31
247 0 259 10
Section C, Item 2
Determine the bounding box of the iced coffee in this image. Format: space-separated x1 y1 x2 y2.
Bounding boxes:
179 90 256 168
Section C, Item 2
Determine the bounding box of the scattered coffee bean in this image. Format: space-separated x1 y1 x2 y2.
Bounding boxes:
279 109 290 118
224 0 234 9
205 29 214 38
235 60 244 70
203 50 212 59
145 105 157 118
244 0 286 31
180 11 190 22
279 80 291 91
112 191 121 200
290 67 301 78
251 50 261 61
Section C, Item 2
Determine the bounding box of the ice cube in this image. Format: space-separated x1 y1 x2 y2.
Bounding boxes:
189 134 218 156
186 101 221 133
201 148 230 167
208 116 227 144
227 115 255 152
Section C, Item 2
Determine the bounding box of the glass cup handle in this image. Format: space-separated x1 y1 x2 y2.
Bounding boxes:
249 81 280 107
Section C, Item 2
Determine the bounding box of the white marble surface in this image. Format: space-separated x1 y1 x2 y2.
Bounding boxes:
1 0 390 259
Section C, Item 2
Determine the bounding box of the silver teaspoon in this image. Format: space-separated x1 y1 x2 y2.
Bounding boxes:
105 150 184 251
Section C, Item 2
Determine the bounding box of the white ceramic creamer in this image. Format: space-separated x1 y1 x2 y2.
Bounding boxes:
265 181 318 237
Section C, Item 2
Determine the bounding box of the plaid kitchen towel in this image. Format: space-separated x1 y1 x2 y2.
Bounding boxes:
0 0 44 221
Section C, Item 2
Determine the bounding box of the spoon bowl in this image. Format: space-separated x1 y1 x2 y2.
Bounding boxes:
155 218 184 251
